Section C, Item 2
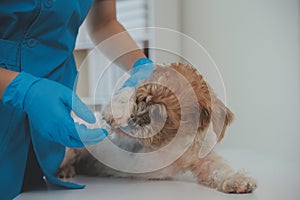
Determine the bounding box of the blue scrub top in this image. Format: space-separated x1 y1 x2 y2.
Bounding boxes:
0 0 94 199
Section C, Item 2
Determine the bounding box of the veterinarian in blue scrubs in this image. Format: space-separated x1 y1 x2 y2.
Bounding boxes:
0 0 154 199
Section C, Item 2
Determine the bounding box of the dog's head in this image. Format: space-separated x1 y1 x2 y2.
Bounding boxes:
103 63 234 150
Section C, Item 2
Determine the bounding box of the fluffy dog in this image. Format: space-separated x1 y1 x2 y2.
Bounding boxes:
58 63 257 193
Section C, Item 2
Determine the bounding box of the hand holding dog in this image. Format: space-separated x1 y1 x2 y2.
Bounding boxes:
2 72 108 148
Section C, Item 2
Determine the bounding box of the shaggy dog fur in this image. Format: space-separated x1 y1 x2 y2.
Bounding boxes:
58 63 257 193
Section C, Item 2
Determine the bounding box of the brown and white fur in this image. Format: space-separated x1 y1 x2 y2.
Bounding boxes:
58 63 257 193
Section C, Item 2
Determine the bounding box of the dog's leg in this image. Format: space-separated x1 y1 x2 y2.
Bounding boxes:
189 151 257 193
57 148 85 179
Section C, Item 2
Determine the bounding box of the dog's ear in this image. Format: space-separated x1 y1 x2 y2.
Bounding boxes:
211 97 234 142
199 105 211 130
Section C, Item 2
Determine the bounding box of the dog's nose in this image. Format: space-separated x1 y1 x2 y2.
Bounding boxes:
128 116 137 129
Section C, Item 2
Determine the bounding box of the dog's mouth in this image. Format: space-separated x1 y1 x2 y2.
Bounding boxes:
127 113 151 129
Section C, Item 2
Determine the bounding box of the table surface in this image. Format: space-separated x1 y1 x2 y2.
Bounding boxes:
15 149 300 200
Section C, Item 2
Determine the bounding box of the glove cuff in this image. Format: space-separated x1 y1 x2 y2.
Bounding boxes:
133 58 153 67
131 58 153 75
2 72 40 109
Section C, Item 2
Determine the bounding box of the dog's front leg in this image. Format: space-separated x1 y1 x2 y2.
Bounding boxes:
57 148 85 179
189 151 257 193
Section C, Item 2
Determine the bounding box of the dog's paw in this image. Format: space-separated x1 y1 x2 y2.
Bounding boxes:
221 172 257 193
56 165 76 179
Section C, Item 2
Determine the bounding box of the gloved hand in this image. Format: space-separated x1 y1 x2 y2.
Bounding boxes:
2 72 107 148
118 58 154 91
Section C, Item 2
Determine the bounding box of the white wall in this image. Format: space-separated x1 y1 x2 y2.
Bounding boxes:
148 0 183 63
181 0 300 160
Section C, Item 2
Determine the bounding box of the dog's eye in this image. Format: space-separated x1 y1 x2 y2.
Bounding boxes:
135 98 139 104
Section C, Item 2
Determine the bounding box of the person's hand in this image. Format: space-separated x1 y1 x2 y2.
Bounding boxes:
2 72 107 148
118 58 154 91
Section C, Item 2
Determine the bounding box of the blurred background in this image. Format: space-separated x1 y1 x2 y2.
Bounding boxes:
74 0 300 161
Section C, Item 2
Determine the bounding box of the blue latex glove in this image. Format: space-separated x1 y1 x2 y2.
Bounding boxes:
119 58 154 91
2 72 107 148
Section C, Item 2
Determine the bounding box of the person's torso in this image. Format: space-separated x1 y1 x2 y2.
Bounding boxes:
0 0 93 88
